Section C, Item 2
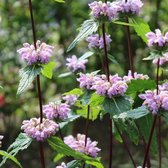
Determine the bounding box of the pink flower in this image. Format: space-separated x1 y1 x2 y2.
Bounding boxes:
86 34 112 49
66 55 88 72
56 162 67 168
64 134 101 157
17 40 54 65
117 0 143 15
62 95 78 105
152 53 168 66
123 71 149 83
146 29 165 47
21 118 58 141
43 102 71 120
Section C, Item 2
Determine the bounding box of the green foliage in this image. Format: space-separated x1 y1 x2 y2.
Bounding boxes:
102 97 131 117
0 133 32 167
107 54 119 64
78 51 94 61
112 21 135 27
54 0 65 3
137 114 158 153
0 150 23 168
53 153 65 163
89 93 105 106
66 160 82 168
126 79 156 97
41 61 56 79
58 72 73 78
67 19 99 52
48 137 104 168
17 65 41 95
113 106 149 120
63 88 84 96
130 17 151 44
143 51 163 61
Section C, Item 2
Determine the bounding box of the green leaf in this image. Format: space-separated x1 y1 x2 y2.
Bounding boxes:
102 97 131 117
107 54 118 64
48 137 104 168
143 51 162 61
67 19 99 52
63 88 84 96
0 150 23 168
137 114 158 153
126 79 156 96
80 90 93 106
41 61 56 79
112 21 135 27
130 17 151 44
17 65 41 95
0 86 3 89
89 93 105 106
53 153 65 163
112 122 123 143
54 0 65 3
0 133 32 167
67 160 82 168
58 72 72 78
113 106 149 120
59 114 80 129
78 51 94 61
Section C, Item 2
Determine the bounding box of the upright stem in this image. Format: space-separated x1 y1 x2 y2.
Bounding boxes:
142 59 160 168
102 23 112 168
28 0 46 168
125 17 134 78
114 122 137 168
158 116 161 168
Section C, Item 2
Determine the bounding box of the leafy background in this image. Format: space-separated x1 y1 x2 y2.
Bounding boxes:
0 0 168 167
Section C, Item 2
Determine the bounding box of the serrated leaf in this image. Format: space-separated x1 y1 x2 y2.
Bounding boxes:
67 19 99 52
63 88 84 96
41 61 56 79
0 133 32 167
78 51 94 61
113 106 149 120
67 160 82 168
48 137 104 168
126 79 156 96
130 17 151 44
143 51 162 61
54 0 65 3
58 72 72 78
137 114 158 153
102 97 131 117
89 93 105 106
17 65 41 95
107 54 118 64
59 114 80 128
0 150 23 168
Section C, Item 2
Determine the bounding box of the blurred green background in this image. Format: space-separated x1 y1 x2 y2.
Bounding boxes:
0 0 168 167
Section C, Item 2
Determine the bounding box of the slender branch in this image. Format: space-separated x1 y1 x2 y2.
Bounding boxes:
142 58 160 168
158 116 161 168
28 1 46 168
114 122 137 168
59 126 63 141
125 17 134 78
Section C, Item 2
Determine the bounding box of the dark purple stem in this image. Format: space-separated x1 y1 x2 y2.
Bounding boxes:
125 17 134 78
142 58 160 168
28 0 46 168
59 126 63 141
158 116 161 168
114 122 137 168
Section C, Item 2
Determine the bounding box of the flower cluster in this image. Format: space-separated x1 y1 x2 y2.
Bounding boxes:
116 0 143 15
17 40 54 65
123 70 149 83
152 52 168 66
21 118 58 141
89 1 121 20
43 102 71 120
66 55 88 72
146 29 168 47
64 134 101 157
86 34 112 50
62 94 78 105
56 162 67 168
77 73 128 98
139 83 168 114
0 135 3 147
